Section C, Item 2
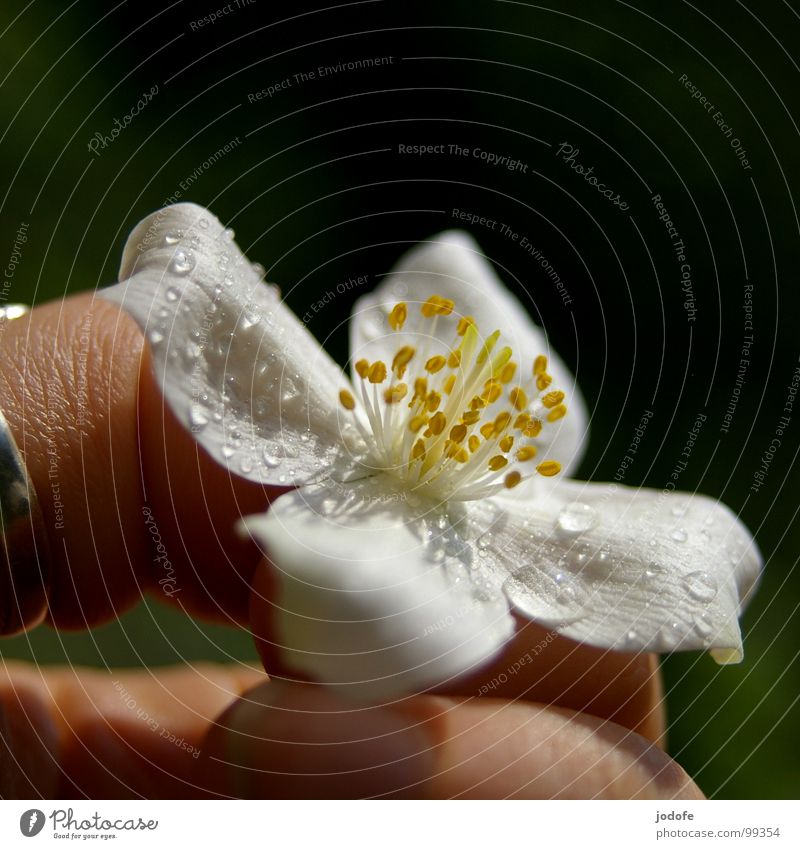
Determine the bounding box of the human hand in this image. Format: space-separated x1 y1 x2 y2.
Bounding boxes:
0 294 702 799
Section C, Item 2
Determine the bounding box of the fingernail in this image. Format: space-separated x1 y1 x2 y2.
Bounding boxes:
216 681 435 798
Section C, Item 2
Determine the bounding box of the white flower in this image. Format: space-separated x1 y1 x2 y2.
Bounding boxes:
104 203 762 699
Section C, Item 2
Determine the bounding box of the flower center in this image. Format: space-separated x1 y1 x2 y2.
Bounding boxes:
339 296 566 501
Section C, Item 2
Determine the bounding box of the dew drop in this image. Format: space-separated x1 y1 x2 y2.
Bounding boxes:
169 250 194 275
223 227 235 241
556 502 597 536
165 286 181 302
163 232 180 246
239 456 254 474
671 504 688 518
626 628 638 645
188 405 209 430
198 217 209 229
683 570 718 603
670 528 688 543
148 330 164 346
694 613 714 638
221 444 236 459
252 262 265 279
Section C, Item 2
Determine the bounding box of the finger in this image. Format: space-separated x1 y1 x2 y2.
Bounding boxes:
249 561 665 744
0 294 273 631
201 679 702 799
0 660 264 798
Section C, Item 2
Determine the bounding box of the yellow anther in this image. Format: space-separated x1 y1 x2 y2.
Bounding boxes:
493 411 512 432
499 361 517 384
516 445 538 462
447 349 462 368
542 390 565 408
470 395 488 410
514 412 531 429
547 404 567 422
426 391 442 412
536 460 562 477
481 383 502 404
443 374 457 394
504 471 522 489
454 447 470 463
355 359 369 379
412 377 428 402
456 315 475 336
499 435 514 453
425 355 447 373
368 361 387 383
384 383 408 404
480 422 495 439
461 410 481 425
488 455 508 471
391 345 415 377
428 411 447 435
410 414 429 433
491 347 513 377
476 330 501 365
509 387 528 411
388 302 408 331
522 419 543 438
533 355 548 376
468 435 481 453
536 372 552 391
411 439 427 461
339 389 356 410
449 424 468 443
421 295 454 317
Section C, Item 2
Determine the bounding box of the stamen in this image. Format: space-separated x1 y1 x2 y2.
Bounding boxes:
536 373 552 391
355 359 369 379
456 315 475 336
509 387 528 411
533 355 548 375
499 361 517 384
547 404 567 422
468 435 480 452
488 455 508 471
499 435 514 453
449 424 468 443
504 471 522 489
536 460 561 477
542 390 565 408
516 445 537 461
443 374 457 394
391 346 415 377
428 412 447 435
388 302 407 330
339 389 356 410
384 383 408 404
476 330 500 365
368 361 387 383
425 355 447 373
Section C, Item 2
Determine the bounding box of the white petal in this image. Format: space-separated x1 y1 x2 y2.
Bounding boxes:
350 231 587 473
102 203 361 486
241 477 514 700
465 480 762 661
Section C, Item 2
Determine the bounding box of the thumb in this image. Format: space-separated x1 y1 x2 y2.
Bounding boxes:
200 679 703 799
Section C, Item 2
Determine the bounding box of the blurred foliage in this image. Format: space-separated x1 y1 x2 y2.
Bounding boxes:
1 0 798 798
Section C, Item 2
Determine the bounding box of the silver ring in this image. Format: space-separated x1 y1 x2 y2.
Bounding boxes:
0 304 49 634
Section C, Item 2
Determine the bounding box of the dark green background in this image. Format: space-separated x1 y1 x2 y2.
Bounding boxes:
1 0 798 798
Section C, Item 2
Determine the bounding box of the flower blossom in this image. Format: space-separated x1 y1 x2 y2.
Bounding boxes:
104 203 762 699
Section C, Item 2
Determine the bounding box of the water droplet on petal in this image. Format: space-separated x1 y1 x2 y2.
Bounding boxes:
694 613 714 638
221 444 235 459
148 330 164 346
252 262 265 279
239 456 254 474
556 502 597 536
223 227 235 241
684 570 718 603
625 628 639 646
170 249 194 275
198 217 209 229
165 286 181 302
671 504 688 518
188 405 209 430
163 232 180 246
670 528 688 543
